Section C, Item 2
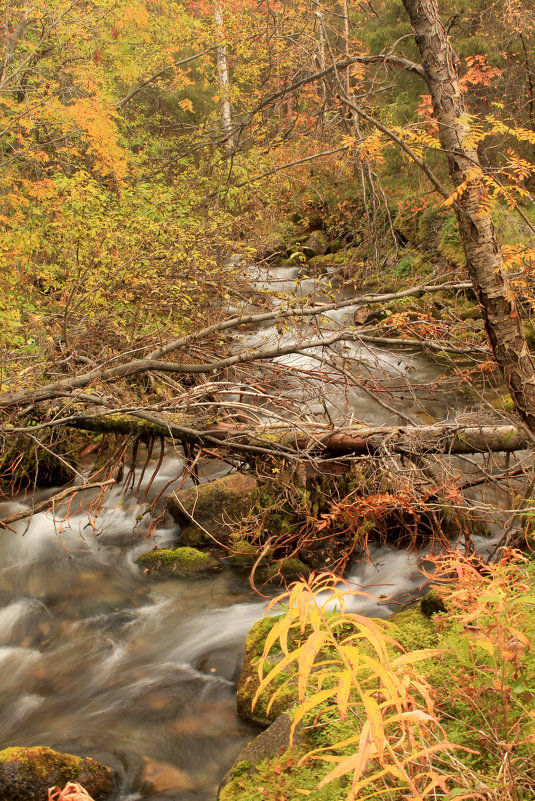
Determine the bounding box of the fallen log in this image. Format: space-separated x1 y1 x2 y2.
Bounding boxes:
5 412 530 459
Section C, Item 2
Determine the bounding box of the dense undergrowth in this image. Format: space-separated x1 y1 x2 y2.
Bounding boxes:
224 552 535 801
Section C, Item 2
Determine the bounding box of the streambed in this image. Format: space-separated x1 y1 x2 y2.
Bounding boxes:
0 263 519 799
0 487 453 800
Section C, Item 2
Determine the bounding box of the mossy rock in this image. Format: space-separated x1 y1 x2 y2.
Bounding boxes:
237 616 298 726
491 392 515 412
137 546 222 576
167 473 258 546
227 538 259 569
457 302 482 321
0 746 113 801
256 233 288 262
524 322 535 347
302 230 329 258
326 237 343 254
179 523 212 548
218 714 307 801
387 597 441 651
260 557 310 584
419 589 447 617
218 711 354 801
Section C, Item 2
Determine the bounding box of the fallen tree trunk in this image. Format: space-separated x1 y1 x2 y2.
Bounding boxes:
8 413 529 458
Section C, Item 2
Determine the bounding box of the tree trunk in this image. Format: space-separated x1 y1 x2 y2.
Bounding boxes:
401 0 535 432
213 0 235 153
56 415 531 457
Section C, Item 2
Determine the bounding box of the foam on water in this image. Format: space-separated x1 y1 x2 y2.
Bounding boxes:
0 598 50 645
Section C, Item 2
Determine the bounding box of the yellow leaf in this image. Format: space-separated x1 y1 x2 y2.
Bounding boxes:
289 686 338 745
391 648 441 668
179 98 194 113
362 694 385 760
336 670 352 719
297 630 328 700
318 721 376 789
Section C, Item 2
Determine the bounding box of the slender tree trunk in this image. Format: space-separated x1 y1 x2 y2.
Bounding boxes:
213 0 235 153
401 0 535 432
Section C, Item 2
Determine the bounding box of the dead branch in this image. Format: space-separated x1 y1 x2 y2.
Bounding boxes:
0 479 116 528
0 281 472 410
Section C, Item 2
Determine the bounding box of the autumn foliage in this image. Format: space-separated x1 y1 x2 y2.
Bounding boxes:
48 783 94 801
252 553 535 800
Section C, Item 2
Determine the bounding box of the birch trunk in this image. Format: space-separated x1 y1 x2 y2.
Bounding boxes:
402 0 535 432
213 0 234 153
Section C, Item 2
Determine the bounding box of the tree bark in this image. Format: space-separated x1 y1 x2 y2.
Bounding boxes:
401 0 535 432
213 0 235 153
28 414 530 458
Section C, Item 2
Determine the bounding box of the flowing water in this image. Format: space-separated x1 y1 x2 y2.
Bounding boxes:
0 262 519 799
0 488 464 800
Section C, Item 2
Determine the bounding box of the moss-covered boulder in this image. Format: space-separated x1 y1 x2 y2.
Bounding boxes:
302 230 329 258
237 594 439 727
0 746 113 801
260 557 310 584
178 523 211 548
167 473 258 547
137 546 222 576
388 596 442 651
225 601 442 801
217 713 354 801
237 616 298 726
218 714 306 801
256 233 288 262
226 538 259 569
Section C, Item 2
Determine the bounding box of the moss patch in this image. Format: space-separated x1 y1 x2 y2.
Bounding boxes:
227 538 259 569
0 746 112 801
237 616 299 726
262 557 310 583
137 546 222 575
387 600 440 651
179 523 212 548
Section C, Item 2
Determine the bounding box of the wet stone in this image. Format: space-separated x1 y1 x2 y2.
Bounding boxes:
136 545 223 576
167 473 258 547
0 746 113 801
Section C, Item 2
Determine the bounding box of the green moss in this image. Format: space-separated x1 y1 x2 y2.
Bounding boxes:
491 393 515 412
455 297 481 321
0 747 112 801
230 760 252 779
229 563 535 800
136 546 221 575
179 523 211 548
387 602 439 651
237 616 297 725
167 473 258 537
263 557 310 582
227 538 259 568
218 743 348 801
438 212 466 268
524 322 535 346
0 747 85 779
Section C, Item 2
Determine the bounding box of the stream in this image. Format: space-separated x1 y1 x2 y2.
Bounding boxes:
0 261 519 799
